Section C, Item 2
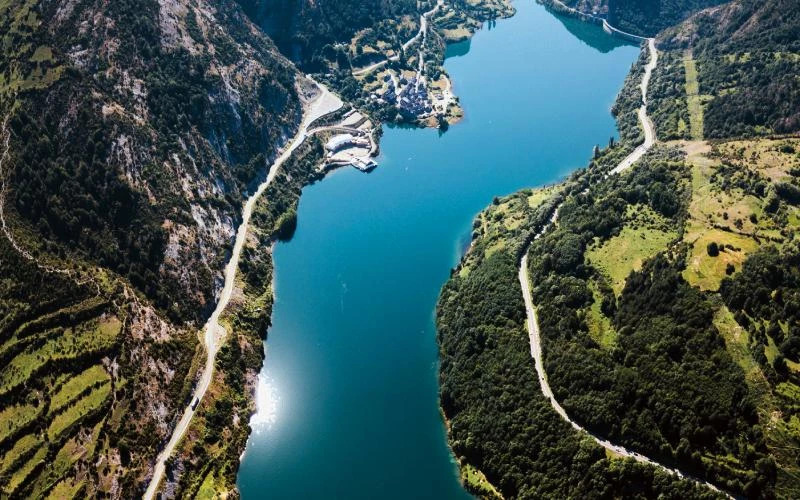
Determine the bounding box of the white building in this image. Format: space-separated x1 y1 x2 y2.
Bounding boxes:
326 134 355 153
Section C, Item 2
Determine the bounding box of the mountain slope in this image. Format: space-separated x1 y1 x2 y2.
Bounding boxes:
236 0 419 70
0 0 305 496
437 0 800 497
658 0 800 138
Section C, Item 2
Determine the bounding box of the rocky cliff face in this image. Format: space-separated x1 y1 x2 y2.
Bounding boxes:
0 0 303 496
5 0 302 321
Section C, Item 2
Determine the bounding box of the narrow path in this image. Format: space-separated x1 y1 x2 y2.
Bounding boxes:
0 115 100 292
143 78 342 500
352 0 443 76
517 40 728 498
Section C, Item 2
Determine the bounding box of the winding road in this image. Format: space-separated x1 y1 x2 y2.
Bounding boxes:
143 78 342 500
517 39 728 497
352 0 444 76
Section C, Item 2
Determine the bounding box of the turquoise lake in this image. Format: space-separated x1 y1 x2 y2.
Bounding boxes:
237 2 638 497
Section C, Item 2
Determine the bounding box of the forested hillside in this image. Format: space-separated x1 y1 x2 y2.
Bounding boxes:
545 0 727 36
437 158 728 499
438 0 800 497
236 0 419 70
0 0 304 496
658 0 800 138
608 0 727 36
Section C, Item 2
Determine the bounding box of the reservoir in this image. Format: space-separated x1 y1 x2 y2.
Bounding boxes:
237 1 638 498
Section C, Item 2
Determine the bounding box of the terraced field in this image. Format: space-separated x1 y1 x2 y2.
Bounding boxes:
0 236 121 498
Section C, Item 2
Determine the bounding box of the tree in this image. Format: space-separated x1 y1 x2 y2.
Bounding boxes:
707 241 719 256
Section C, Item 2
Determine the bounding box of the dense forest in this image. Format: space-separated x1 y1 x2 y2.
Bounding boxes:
236 0 419 70
721 245 800 376
546 0 726 36
553 0 800 140
438 141 791 498
437 160 726 498
525 147 773 496
438 2 800 495
608 0 727 36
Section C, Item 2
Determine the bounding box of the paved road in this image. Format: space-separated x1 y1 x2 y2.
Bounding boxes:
143 79 342 500
611 38 658 175
516 39 729 498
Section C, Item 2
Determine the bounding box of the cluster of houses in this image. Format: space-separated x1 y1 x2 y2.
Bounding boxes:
371 73 434 118
397 77 432 116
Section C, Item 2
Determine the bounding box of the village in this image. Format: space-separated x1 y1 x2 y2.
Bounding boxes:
366 68 457 121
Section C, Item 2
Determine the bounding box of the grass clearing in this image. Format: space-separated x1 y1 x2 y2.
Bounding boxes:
0 433 39 475
29 425 100 498
586 281 617 349
0 316 120 396
683 222 759 291
527 187 558 209
461 463 503 499
196 471 218 500
765 337 800 373
713 305 771 397
46 477 85 499
459 186 561 278
713 138 800 183
681 146 771 290
586 205 676 295
29 45 53 62
3 444 46 495
0 402 41 444
683 51 704 140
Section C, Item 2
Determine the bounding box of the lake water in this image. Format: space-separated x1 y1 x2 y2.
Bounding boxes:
237 2 638 498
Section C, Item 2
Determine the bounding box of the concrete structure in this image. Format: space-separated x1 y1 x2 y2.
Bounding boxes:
326 134 356 152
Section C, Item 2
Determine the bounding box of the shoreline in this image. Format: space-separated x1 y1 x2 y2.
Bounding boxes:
434 24 658 500
234 1 636 497
143 78 343 499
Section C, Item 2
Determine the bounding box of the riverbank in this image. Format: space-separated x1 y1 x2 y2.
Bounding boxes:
143 78 343 498
237 2 642 497
438 7 789 493
434 34 671 498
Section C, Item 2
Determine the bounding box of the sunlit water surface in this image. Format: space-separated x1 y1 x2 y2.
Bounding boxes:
237 2 637 498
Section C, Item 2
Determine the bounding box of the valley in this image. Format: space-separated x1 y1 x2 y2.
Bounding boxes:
1 0 799 498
